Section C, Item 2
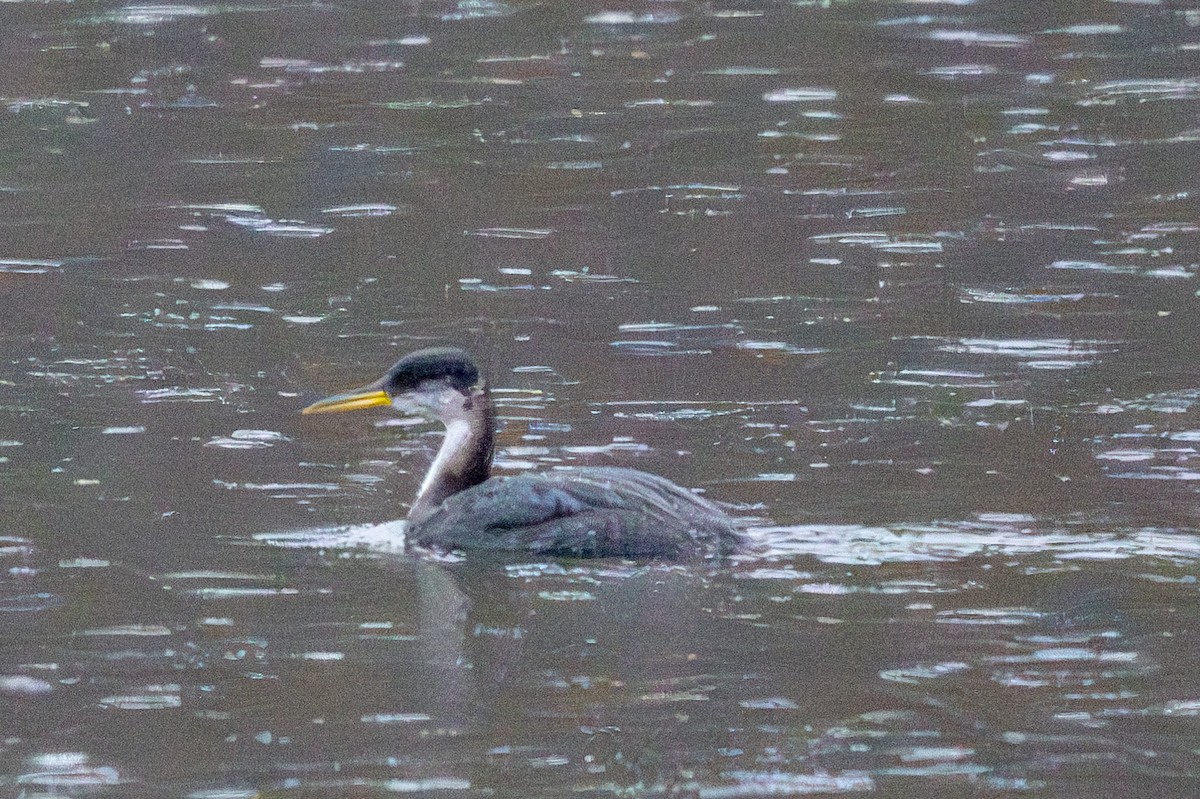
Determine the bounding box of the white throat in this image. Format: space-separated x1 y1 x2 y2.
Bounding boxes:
401 381 495 526
416 418 472 503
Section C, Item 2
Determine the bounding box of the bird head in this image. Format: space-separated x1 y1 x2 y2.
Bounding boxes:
302 347 482 422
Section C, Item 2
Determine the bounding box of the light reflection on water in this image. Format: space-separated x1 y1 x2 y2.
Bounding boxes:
4 523 1198 796
4 0 1200 796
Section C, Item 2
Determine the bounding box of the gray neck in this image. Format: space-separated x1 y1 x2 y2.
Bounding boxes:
408 384 494 525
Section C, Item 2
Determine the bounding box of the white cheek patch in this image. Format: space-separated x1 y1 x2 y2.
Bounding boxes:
393 383 470 422
390 395 422 415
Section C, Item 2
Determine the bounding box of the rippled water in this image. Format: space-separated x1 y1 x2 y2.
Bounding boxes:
3 1 1200 796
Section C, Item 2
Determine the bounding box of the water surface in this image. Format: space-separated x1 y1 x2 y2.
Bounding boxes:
2 1 1200 796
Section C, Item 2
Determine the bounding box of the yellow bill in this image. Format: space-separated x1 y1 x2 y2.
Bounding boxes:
302 388 391 415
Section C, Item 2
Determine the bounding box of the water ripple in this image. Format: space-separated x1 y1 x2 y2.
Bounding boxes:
749 522 1200 565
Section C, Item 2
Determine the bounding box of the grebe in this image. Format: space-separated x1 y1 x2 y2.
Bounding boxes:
303 348 742 560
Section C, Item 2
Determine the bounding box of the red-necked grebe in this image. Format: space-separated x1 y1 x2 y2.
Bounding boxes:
303 348 742 560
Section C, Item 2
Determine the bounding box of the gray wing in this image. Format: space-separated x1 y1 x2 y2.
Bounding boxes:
407 467 741 560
